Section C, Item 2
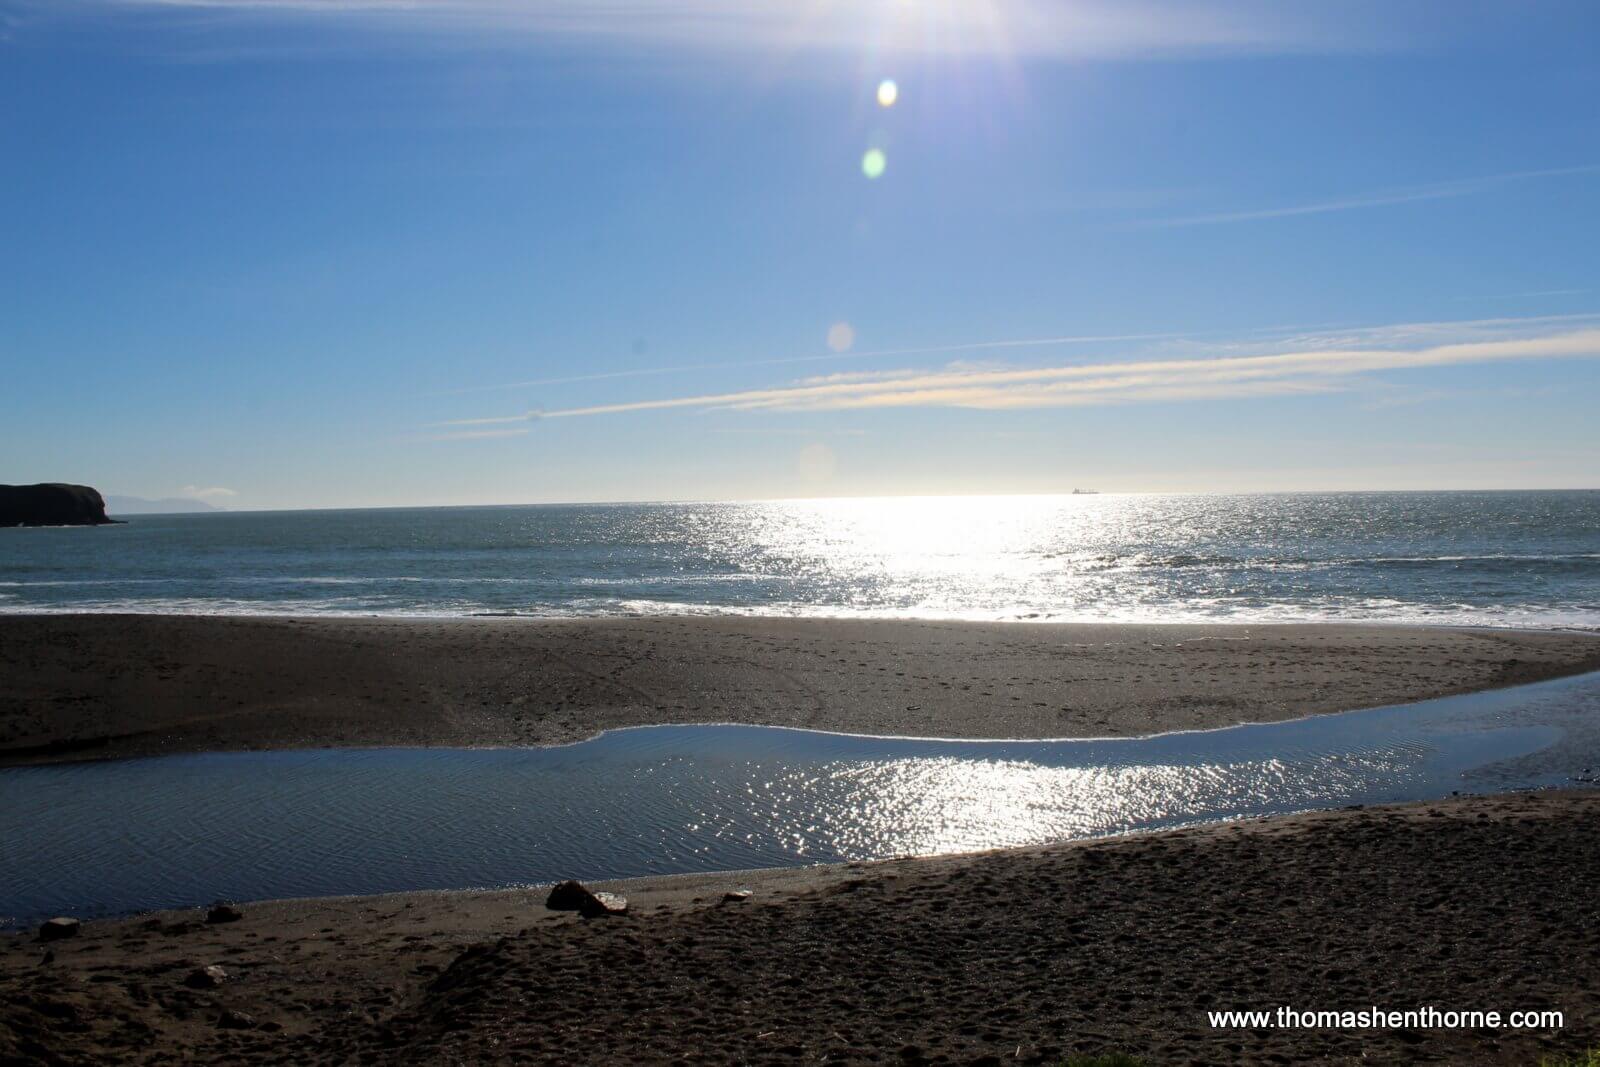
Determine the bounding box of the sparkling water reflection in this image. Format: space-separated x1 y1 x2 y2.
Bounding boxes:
3 492 1598 626
1 671 1596 925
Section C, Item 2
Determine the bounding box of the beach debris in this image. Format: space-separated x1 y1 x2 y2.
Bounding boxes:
545 880 628 917
185 965 229 989
206 902 243 924
721 889 753 904
216 1008 257 1030
38 917 80 942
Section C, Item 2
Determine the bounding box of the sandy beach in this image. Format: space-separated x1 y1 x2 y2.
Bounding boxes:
12 0 1600 1059
3 788 1596 1064
4 615 1599 1063
3 614 1599 764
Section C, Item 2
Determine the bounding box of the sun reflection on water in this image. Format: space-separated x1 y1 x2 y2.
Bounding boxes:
3 671 1586 922
11 492 1593 627
708 745 1418 862
688 495 1128 618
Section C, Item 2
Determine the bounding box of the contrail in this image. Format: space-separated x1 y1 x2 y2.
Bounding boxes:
1141 163 1600 228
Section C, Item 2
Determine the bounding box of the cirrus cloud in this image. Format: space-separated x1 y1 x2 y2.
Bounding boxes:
430 321 1600 432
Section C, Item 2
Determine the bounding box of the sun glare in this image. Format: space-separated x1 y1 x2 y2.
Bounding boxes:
877 79 899 107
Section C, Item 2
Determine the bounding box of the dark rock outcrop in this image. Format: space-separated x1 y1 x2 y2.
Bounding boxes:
545 880 627 917
184 965 228 989
0 484 120 528
206 902 243 925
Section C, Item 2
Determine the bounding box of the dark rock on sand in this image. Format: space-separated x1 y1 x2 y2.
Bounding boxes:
545 880 627 917
206 903 243 925
0 484 120 528
216 1009 256 1030
185 966 228 989
38 918 79 942
544 881 592 910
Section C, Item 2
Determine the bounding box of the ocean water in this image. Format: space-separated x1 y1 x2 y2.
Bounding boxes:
1 491 1597 627
3 669 1593 923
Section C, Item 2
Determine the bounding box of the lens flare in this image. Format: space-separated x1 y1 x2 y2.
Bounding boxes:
877 79 898 107
861 148 887 179
827 321 856 352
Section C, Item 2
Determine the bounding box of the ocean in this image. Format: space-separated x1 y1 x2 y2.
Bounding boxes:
1 491 1597 628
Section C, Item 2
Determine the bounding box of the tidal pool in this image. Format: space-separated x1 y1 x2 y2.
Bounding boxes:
3 671 1597 925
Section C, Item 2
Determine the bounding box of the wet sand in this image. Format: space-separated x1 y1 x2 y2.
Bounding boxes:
3 614 1599 764
3 789 1597 1065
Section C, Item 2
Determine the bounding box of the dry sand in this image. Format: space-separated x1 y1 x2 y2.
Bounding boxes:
3 789 1597 1065
3 614 1599 764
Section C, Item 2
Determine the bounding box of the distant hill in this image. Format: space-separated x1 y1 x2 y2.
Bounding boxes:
105 495 222 516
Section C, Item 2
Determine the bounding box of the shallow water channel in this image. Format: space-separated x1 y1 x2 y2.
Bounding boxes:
3 671 1598 925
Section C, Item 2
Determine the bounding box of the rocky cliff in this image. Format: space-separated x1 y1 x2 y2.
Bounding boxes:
0 484 121 527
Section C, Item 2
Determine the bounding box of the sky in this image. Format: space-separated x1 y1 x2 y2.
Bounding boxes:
2 0 1598 509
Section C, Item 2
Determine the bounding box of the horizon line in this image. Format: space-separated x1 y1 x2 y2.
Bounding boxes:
100 486 1600 515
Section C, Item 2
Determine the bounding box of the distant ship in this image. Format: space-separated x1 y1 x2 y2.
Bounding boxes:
1071 488 1099 495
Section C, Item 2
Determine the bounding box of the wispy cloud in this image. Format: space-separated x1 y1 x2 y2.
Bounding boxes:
1357 383 1563 412
442 330 1204 396
1141 164 1600 228
443 314 1600 399
430 322 1600 428
707 426 870 437
90 0 1381 59
1182 312 1600 355
1452 287 1591 303
794 368 931 387
414 426 537 442
181 485 238 499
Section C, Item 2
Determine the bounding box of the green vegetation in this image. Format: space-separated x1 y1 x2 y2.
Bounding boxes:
1060 1056 1147 1067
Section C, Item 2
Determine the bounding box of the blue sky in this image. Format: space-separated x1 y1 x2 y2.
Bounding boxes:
2 0 1598 508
